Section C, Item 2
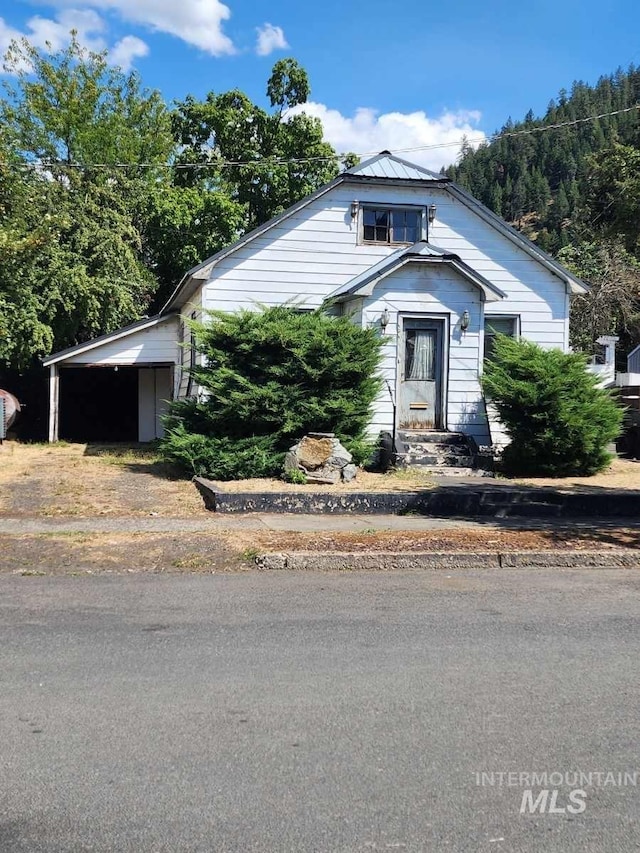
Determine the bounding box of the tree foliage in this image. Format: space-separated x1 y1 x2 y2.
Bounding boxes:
161 306 384 479
0 36 343 369
447 66 640 355
171 59 340 231
483 335 623 476
559 239 640 359
0 36 172 367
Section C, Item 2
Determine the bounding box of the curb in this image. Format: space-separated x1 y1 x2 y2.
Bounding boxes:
254 550 640 571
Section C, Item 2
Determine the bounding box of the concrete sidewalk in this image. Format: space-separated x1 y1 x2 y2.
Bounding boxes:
2 513 638 535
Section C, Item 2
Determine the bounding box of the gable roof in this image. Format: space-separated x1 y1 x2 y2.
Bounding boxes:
161 151 587 312
43 313 176 366
328 241 506 303
344 151 443 181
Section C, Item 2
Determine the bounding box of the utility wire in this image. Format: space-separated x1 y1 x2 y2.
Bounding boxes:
3 102 639 172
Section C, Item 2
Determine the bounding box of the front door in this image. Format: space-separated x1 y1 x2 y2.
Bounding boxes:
398 318 444 429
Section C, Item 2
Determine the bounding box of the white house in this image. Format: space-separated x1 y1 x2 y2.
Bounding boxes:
43 152 587 450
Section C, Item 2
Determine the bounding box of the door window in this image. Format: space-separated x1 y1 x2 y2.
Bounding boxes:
405 329 436 381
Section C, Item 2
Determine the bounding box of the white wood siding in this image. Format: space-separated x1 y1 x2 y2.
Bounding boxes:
65 318 179 365
427 187 569 351
138 367 172 441
192 179 569 446
358 263 491 445
200 182 569 354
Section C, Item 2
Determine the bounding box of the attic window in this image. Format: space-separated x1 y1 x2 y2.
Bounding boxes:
362 206 422 244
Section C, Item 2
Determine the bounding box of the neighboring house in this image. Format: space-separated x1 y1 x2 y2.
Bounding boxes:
43 152 587 448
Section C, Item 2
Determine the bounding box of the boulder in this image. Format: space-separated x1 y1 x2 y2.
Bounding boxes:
285 433 357 484
297 437 333 469
342 463 357 483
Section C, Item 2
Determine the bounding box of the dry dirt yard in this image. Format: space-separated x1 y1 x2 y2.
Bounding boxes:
0 442 639 574
2 442 639 520
514 457 640 491
0 441 205 517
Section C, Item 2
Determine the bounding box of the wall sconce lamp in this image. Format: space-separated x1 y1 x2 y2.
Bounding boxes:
460 309 470 332
428 203 437 224
380 308 390 332
350 200 359 219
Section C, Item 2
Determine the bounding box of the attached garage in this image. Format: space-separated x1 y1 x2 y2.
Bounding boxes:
43 314 180 443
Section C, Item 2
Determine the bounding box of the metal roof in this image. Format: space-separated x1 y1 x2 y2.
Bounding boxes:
327 241 506 302
344 152 444 181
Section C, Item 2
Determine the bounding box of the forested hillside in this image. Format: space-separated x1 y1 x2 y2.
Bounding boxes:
448 67 640 357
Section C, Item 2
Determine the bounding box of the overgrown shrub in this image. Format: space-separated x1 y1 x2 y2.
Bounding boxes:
161 306 384 479
483 335 623 476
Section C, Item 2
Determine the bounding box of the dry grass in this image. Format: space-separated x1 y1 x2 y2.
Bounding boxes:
0 441 205 517
226 525 640 556
1 523 639 576
512 458 640 492
0 532 245 574
1 441 639 521
213 467 437 493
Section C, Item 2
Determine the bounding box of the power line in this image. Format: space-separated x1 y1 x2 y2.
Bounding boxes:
3 102 639 172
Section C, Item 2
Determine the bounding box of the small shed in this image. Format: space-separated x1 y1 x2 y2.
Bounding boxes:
42 314 179 443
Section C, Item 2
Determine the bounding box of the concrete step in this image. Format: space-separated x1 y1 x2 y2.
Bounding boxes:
395 430 491 476
397 430 467 446
401 454 476 467
401 443 475 457
419 467 495 478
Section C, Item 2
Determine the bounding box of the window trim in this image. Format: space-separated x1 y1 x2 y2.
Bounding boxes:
483 314 520 364
185 310 197 397
358 203 427 246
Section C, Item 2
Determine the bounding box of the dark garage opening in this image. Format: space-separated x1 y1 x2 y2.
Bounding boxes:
59 366 138 442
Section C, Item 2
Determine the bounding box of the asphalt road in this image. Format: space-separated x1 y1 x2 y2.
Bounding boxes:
1 569 639 852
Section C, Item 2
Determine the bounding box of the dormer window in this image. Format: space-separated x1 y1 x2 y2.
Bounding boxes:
362 206 423 245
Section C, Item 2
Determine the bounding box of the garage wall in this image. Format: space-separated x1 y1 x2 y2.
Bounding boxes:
65 318 179 365
138 368 172 442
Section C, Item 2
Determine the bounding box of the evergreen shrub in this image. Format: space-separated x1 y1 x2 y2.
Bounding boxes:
482 335 623 476
161 306 384 479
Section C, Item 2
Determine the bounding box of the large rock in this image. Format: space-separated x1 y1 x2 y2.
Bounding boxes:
285 433 356 484
297 437 333 469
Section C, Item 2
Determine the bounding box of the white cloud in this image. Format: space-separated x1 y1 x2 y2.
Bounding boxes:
0 18 23 57
51 0 236 55
109 34 149 70
0 9 150 73
255 22 288 56
26 9 106 52
288 102 487 172
1 9 107 71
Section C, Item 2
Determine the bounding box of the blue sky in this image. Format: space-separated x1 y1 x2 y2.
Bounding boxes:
2 0 639 170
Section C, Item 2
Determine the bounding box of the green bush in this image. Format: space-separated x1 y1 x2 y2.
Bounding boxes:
482 335 623 477
161 306 384 479
160 424 283 480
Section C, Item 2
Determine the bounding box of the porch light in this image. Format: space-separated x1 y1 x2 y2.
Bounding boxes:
428 203 437 224
460 310 470 332
380 308 390 332
350 200 359 219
